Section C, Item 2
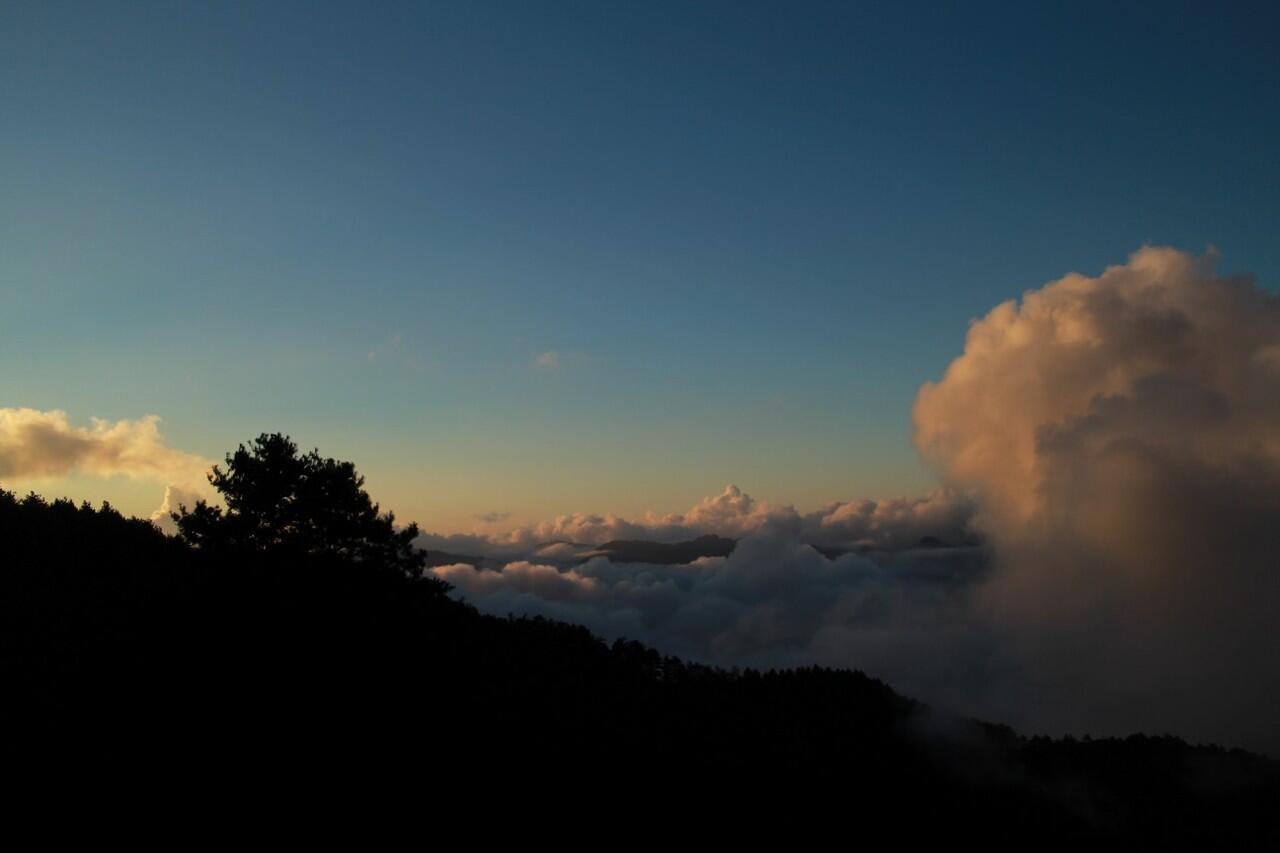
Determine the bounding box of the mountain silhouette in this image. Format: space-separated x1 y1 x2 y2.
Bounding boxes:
581 533 737 564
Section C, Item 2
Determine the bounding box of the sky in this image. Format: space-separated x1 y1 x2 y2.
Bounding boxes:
3 0 1279 532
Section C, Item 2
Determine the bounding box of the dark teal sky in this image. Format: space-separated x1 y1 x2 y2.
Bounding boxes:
3 1 1278 528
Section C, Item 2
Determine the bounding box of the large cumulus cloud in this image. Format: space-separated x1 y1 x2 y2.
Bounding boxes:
916 246 1280 750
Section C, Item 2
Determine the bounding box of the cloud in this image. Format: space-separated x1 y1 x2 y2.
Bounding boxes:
800 491 978 551
150 484 210 534
436 560 600 601
0 408 210 484
915 246 1280 750
0 407 216 530
533 351 560 369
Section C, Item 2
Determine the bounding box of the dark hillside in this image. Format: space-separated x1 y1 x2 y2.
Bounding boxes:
2 487 1277 840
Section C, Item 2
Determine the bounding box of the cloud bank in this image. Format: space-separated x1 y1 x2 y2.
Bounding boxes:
427 248 1280 752
0 407 214 527
420 483 990 713
434 530 991 708
417 484 977 559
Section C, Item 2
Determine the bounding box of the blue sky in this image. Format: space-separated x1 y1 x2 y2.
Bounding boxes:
3 1 1278 530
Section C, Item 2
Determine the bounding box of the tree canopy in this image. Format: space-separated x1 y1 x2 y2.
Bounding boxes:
174 432 427 578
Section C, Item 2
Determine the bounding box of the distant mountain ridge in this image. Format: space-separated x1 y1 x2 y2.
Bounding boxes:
579 533 736 564
424 533 981 570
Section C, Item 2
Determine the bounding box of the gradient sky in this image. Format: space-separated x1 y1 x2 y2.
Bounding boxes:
3 1 1278 531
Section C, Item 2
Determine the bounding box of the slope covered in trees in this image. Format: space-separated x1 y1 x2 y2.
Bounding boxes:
2 437 1277 841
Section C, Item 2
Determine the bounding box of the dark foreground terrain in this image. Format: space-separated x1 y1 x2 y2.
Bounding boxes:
4 490 1277 842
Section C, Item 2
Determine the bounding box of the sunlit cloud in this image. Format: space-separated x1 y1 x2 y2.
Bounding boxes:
915 245 1280 749
0 407 216 530
0 408 209 484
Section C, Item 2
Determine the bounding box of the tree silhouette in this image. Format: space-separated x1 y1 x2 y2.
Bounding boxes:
174 432 428 579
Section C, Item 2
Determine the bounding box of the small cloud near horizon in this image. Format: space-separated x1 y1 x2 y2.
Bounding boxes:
475 511 512 524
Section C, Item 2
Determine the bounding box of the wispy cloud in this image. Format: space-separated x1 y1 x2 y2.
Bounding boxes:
366 333 435 372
